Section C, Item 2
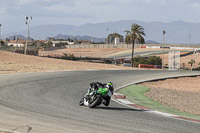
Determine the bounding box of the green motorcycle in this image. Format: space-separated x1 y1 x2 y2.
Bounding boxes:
79 87 112 108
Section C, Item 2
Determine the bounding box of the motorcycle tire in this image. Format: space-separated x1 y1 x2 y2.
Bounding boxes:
79 97 84 106
88 95 102 108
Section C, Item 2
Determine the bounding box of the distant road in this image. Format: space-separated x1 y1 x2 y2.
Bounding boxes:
0 70 200 133
113 50 162 58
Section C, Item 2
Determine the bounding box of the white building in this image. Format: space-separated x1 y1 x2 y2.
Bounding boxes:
50 41 74 47
7 40 25 47
114 37 120 44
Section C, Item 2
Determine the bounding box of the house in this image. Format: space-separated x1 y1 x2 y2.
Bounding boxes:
114 37 120 44
7 38 33 47
7 40 25 47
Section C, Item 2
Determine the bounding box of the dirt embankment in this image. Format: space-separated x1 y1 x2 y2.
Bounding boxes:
0 51 134 74
141 76 200 115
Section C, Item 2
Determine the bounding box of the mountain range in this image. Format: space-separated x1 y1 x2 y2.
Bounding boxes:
4 20 200 44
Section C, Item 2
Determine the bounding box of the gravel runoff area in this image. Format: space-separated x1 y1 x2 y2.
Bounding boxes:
0 51 136 74
141 76 200 115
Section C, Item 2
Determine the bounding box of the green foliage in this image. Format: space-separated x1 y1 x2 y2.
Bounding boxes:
0 41 5 46
55 42 68 47
67 38 74 42
124 23 146 67
62 53 76 60
133 56 146 66
0 45 16 51
146 56 162 65
40 41 53 48
133 56 162 67
188 59 195 66
188 59 196 71
118 85 200 120
106 33 123 44
124 23 146 44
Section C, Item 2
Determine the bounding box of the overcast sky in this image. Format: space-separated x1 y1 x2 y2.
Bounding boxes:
1 0 200 34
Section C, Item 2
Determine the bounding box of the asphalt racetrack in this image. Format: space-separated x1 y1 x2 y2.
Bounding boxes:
0 70 200 133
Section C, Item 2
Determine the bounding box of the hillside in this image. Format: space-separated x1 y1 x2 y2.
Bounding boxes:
6 20 200 44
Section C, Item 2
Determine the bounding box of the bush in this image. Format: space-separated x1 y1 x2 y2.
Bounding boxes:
133 56 146 67
147 56 162 65
62 53 76 60
55 42 68 47
133 56 162 67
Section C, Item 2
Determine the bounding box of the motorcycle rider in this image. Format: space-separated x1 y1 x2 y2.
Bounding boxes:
87 82 114 106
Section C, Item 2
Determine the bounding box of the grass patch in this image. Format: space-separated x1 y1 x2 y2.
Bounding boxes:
118 85 200 120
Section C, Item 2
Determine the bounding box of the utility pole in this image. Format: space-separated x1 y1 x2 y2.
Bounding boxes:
162 30 166 70
24 16 32 55
106 29 109 44
188 33 191 45
0 24 2 42
187 30 191 45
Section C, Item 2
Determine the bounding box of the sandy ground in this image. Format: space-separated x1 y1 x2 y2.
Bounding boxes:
39 47 199 69
159 52 200 69
141 76 200 115
39 48 164 58
0 51 135 74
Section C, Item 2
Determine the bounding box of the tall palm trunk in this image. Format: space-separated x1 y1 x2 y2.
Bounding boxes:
131 39 135 67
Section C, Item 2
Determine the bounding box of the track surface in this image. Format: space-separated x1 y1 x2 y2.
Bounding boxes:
0 70 200 133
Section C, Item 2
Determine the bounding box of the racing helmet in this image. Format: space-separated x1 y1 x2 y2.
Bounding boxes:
106 82 114 94
106 82 113 88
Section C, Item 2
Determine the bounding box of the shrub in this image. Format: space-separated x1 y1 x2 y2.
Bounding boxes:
147 56 162 65
62 53 76 60
133 56 162 67
133 56 146 67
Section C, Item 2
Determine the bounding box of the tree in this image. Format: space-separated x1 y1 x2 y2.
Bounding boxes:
147 56 162 65
106 33 123 44
188 59 195 71
0 41 5 46
182 63 185 69
133 56 146 67
124 24 145 67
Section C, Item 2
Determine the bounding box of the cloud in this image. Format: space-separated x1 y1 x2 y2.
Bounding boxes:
1 0 200 34
187 0 200 8
0 7 7 14
17 0 37 5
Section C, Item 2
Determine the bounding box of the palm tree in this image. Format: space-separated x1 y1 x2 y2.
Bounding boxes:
188 59 195 71
124 24 145 67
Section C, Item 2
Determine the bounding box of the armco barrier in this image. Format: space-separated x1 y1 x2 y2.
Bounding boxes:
160 46 170 49
146 46 161 49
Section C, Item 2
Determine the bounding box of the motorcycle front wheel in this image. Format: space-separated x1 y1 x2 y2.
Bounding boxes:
89 95 102 108
79 97 84 106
